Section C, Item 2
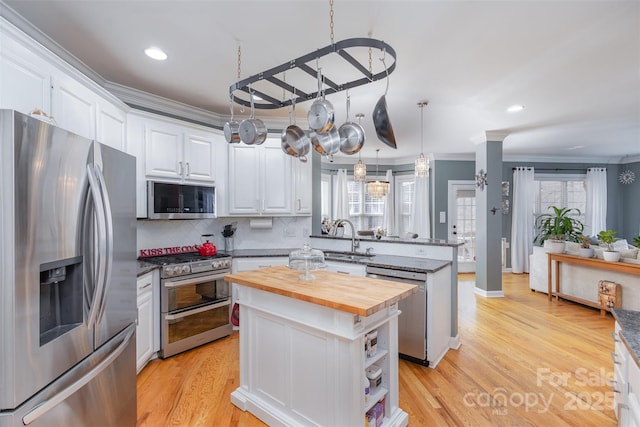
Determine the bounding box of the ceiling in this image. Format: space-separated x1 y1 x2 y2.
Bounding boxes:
4 0 640 163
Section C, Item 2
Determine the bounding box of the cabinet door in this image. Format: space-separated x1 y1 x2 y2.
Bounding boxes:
228 144 260 215
51 74 96 139
261 141 292 214
183 131 215 182
96 100 126 151
145 120 183 179
136 274 155 373
0 45 52 115
292 158 312 215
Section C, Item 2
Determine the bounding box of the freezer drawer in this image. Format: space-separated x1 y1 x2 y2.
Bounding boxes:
0 324 137 427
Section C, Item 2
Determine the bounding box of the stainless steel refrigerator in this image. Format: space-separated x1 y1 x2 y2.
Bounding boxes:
0 110 137 426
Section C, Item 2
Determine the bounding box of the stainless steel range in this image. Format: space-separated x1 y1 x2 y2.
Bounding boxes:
143 252 232 358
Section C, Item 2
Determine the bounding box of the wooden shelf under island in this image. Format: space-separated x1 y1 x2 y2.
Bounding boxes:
225 265 418 427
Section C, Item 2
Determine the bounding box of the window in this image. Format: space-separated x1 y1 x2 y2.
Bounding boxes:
347 181 384 231
533 174 586 228
395 175 415 237
322 171 415 236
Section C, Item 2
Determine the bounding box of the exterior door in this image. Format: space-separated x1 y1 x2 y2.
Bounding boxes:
448 181 477 272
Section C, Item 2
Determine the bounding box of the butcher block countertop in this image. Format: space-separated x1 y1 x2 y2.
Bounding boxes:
225 265 418 317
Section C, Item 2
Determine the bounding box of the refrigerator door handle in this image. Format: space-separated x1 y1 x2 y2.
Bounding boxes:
86 164 108 330
21 326 135 425
94 164 114 326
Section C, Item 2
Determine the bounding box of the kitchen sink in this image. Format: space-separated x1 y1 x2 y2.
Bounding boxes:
323 251 373 261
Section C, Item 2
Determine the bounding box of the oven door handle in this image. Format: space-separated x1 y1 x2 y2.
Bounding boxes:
163 273 228 288
165 299 230 320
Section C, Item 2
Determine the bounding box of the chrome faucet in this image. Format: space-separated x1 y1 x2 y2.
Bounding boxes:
339 219 360 253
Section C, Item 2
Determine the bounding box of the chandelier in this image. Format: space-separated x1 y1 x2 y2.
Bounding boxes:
366 149 389 198
353 113 367 182
415 101 429 177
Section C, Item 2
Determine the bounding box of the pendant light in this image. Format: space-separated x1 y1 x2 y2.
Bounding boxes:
353 113 367 182
366 149 389 198
415 101 429 177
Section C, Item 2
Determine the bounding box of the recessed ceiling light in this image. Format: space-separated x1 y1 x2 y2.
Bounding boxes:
144 47 167 61
506 104 524 113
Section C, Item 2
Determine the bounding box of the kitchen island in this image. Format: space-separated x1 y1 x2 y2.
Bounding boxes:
224 266 417 427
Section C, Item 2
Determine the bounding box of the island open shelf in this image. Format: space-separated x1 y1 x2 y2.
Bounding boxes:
225 266 417 427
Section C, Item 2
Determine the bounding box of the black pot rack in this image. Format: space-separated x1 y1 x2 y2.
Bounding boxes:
228 38 397 110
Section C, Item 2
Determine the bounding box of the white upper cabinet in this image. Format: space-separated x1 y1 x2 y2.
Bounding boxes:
96 100 127 151
51 74 96 140
227 138 292 216
0 34 52 115
0 18 128 150
292 158 312 215
144 116 217 184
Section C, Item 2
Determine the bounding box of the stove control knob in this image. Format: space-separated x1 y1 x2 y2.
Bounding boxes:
222 259 230 268
212 261 220 269
181 265 191 274
164 267 175 276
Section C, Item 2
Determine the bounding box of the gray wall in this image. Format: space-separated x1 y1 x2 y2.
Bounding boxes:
315 158 637 265
620 161 640 241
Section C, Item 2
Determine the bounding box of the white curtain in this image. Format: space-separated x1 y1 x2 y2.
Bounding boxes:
333 169 350 222
410 174 430 239
511 167 535 273
382 170 395 235
585 168 607 237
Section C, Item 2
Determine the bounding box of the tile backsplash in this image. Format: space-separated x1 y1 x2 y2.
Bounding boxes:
136 216 312 255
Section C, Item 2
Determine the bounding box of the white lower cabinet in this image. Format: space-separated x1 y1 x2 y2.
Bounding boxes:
136 270 159 373
324 261 366 276
613 320 640 426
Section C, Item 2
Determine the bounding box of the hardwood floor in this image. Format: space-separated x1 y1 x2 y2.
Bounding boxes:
136 273 617 426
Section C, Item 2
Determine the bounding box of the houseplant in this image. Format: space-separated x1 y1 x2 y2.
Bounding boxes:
534 206 585 253
578 234 595 258
633 235 640 248
598 229 621 262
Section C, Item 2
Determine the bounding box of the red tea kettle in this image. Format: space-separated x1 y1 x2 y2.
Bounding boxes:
196 234 217 256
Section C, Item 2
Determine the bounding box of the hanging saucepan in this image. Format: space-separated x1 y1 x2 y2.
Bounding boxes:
239 90 267 145
307 68 335 134
223 96 240 144
372 54 397 149
311 126 340 157
338 92 365 155
281 95 310 161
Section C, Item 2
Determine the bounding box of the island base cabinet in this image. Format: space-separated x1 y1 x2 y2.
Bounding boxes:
231 285 409 427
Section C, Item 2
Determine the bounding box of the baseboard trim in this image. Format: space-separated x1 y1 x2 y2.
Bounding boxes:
474 287 505 298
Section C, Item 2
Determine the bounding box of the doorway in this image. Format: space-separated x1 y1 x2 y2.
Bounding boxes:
448 181 476 273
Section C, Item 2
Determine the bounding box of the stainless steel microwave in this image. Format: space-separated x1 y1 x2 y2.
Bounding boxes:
147 181 216 219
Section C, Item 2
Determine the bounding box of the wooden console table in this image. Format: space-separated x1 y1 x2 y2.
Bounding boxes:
547 253 640 310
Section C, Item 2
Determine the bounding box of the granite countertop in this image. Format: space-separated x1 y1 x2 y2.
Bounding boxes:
225 265 418 316
230 249 451 274
612 308 640 366
137 260 159 276
138 248 452 276
310 234 464 247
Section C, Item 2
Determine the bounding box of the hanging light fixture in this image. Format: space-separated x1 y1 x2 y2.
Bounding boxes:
353 113 367 182
366 149 389 198
415 101 429 177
